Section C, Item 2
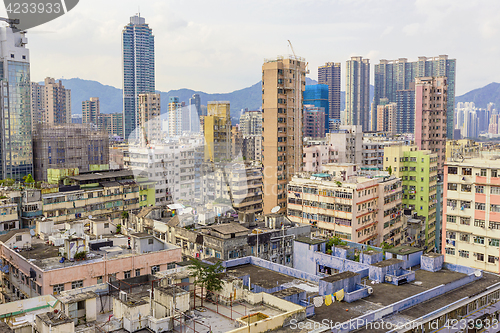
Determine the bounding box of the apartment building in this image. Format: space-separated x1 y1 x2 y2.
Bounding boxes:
442 157 500 273
31 78 71 127
138 93 161 146
32 123 109 182
287 164 403 246
124 141 199 205
41 169 149 225
326 125 362 164
262 56 307 213
384 145 439 250
302 139 339 173
204 101 231 162
82 97 100 126
202 162 263 215
0 225 181 302
415 76 448 172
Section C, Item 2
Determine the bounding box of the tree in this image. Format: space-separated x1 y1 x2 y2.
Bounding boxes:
121 211 129 219
23 174 35 186
386 166 392 175
188 258 224 301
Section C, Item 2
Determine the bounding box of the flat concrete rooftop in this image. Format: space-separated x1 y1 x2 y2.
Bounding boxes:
226 264 307 290
307 268 500 328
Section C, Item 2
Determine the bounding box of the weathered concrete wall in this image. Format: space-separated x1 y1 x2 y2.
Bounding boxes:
420 254 444 272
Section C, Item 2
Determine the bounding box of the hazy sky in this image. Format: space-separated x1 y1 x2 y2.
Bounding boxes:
3 0 499 95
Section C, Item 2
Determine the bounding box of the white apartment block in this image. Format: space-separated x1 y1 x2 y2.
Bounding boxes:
443 157 500 273
124 140 201 205
326 125 362 164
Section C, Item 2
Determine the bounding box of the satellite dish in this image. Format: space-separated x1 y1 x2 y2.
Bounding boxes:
271 206 280 214
474 270 482 278
30 230 35 237
89 215 93 219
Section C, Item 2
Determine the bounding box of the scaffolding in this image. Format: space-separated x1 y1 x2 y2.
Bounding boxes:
32 123 109 182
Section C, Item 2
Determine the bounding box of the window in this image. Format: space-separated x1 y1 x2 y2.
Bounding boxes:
475 202 486 210
491 205 500 213
447 183 457 191
446 231 456 239
480 169 487 176
104 223 109 229
77 300 85 310
53 284 64 294
72 280 83 289
489 238 500 247
474 236 485 245
16 235 22 242
459 233 470 242
490 221 500 230
446 215 456 223
448 167 458 174
492 187 500 195
476 185 484 194
462 168 472 175
151 265 160 274
460 217 470 225
445 247 455 255
474 219 485 228
488 255 496 264
459 250 469 258
493 170 499 178
461 184 472 192
135 269 141 277
461 201 471 209
97 276 103 284
476 253 484 261
124 270 131 279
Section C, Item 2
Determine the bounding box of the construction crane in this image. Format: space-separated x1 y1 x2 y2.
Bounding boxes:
287 39 309 72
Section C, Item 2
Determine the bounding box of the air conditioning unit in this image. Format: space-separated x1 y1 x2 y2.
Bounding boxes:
119 291 127 302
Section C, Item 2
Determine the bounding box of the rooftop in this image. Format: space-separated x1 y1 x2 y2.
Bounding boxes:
56 291 98 304
295 237 325 245
37 311 73 327
385 245 424 256
67 169 136 181
0 229 30 243
206 223 248 235
371 258 404 268
271 287 304 298
321 271 359 283
227 264 307 290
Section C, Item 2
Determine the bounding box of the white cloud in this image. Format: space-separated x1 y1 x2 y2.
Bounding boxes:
2 0 497 96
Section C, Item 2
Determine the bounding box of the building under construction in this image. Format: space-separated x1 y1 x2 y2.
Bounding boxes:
32 123 109 181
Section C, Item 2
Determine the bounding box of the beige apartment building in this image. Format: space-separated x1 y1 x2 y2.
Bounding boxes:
262 56 307 213
138 93 161 146
442 157 500 273
31 78 71 128
82 97 100 126
415 77 448 172
287 164 403 246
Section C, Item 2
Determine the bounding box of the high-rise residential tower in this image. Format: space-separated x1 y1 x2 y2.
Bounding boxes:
30 78 71 128
415 77 448 172
262 56 307 213
204 101 231 162
374 55 456 138
346 57 370 131
0 24 32 180
318 62 341 130
167 96 182 137
122 15 155 141
138 93 161 146
82 97 100 127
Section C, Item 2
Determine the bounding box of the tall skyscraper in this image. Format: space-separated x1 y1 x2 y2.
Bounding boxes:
318 62 341 130
122 15 155 140
82 97 100 126
304 84 329 134
346 57 370 131
262 56 307 213
30 78 71 128
0 24 32 180
374 55 456 138
415 77 448 172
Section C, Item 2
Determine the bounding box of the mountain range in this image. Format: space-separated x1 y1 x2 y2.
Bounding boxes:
59 78 495 122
